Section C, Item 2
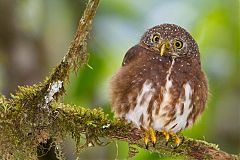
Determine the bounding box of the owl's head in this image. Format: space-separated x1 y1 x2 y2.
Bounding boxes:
140 24 199 58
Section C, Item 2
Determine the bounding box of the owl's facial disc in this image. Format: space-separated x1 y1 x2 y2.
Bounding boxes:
152 39 174 57
140 24 200 59
150 33 170 56
150 37 183 58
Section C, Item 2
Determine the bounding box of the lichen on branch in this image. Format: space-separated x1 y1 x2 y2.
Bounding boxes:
0 0 239 159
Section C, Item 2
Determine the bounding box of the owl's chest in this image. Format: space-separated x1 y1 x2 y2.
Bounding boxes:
128 56 171 87
128 56 192 88
124 58 195 133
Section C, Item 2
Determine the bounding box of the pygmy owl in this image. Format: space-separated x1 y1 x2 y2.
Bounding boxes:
109 24 208 147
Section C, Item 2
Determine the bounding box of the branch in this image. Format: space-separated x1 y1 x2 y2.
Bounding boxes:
0 0 239 159
1 99 239 160
1 97 238 159
49 103 239 160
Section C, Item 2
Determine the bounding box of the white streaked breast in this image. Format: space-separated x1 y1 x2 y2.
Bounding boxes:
125 80 155 129
165 82 193 133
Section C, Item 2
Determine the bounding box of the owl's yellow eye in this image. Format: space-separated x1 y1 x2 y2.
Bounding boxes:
152 34 160 43
174 40 183 49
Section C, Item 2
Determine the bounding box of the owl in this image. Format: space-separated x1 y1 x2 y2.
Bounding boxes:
109 24 208 148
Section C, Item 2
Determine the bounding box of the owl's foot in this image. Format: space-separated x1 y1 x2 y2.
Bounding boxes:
161 130 182 148
144 127 156 149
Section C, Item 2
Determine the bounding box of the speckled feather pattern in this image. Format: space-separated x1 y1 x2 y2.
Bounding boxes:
110 24 208 133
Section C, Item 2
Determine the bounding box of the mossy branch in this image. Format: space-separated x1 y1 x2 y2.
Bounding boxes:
0 0 239 159
50 103 239 160
0 97 238 159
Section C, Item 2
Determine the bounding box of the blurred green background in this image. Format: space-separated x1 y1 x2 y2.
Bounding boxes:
0 0 239 159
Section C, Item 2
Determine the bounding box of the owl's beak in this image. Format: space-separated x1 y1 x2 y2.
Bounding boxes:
160 43 166 56
159 41 170 56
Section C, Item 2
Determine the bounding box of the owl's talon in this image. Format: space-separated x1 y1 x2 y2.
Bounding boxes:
173 144 180 149
165 141 169 146
152 142 156 148
144 138 149 149
144 128 157 149
149 127 157 147
161 130 170 142
145 143 149 149
170 132 182 148
144 131 149 149
160 130 182 147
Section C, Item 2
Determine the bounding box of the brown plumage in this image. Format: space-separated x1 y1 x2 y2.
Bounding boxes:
109 24 208 146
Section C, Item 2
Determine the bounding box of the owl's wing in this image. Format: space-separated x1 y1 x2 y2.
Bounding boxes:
122 45 142 66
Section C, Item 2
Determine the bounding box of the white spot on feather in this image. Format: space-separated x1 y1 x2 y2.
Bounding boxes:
125 80 155 129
